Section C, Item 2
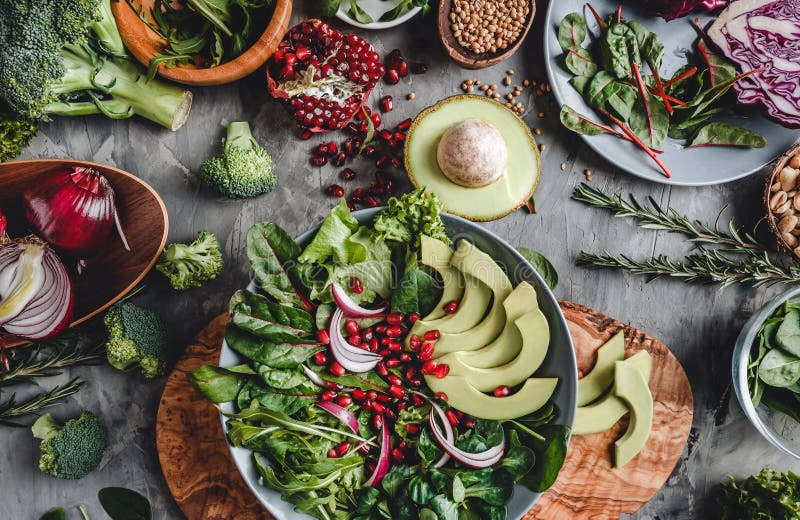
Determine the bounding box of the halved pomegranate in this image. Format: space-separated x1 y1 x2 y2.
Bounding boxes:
267 20 384 133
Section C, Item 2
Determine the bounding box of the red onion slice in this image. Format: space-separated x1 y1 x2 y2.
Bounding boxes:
331 282 388 318
329 308 382 373
315 401 360 433
302 364 327 388
364 417 390 487
428 399 505 469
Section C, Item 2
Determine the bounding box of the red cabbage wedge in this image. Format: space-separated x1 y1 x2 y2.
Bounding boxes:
708 0 800 128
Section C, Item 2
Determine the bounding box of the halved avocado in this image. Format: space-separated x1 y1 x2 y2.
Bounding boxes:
614 360 654 468
577 331 625 407
404 95 541 222
458 282 539 368
419 235 464 321
432 310 550 392
573 351 652 436
425 375 558 420
432 240 513 357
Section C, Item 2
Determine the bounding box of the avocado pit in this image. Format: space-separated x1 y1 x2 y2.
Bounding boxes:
436 119 508 188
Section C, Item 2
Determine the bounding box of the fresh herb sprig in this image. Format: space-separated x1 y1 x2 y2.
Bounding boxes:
0 334 103 387
0 379 85 427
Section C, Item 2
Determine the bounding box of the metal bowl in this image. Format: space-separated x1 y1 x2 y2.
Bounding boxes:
732 285 800 460
219 208 578 519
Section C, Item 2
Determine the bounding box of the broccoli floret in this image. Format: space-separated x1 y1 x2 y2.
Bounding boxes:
32 411 107 480
200 121 276 198
0 0 192 130
1 102 39 162
103 302 171 378
156 231 223 290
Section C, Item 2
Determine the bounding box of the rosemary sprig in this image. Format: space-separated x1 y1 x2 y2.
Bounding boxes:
0 378 85 426
572 183 766 251
0 334 103 387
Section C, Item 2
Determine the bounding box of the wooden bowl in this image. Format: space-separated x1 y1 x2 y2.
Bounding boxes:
437 0 535 70
111 0 293 86
765 143 800 259
0 159 169 347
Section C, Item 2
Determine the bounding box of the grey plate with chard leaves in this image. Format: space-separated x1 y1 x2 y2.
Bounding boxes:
218 208 577 520
543 0 798 186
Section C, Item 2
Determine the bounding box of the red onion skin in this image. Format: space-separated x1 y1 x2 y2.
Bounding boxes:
23 167 116 256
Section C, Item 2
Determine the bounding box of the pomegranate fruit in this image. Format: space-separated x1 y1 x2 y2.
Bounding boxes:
267 20 384 133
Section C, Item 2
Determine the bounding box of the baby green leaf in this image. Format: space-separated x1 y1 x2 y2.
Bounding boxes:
391 267 443 315
188 364 255 403
759 348 800 388
39 509 66 520
348 0 373 23
599 22 641 80
321 0 341 17
559 105 613 136
564 48 598 77
688 122 766 148
98 488 152 520
247 222 308 309
777 310 800 357
557 13 588 51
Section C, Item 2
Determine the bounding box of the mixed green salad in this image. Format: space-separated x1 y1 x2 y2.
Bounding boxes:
189 189 569 520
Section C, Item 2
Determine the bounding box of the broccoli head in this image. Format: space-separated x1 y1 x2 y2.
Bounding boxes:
200 121 276 198
32 411 107 480
1 102 39 162
104 302 171 378
156 231 223 290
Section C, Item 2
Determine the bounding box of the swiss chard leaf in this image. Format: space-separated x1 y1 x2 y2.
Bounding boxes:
557 13 587 51
236 379 319 415
564 48 598 77
688 122 766 148
569 75 591 96
628 90 669 147
308 364 389 391
98 488 152 520
517 248 559 290
188 363 255 403
391 267 443 315
247 222 308 309
229 290 314 342
256 364 308 390
599 22 641 80
628 20 664 71
225 325 322 368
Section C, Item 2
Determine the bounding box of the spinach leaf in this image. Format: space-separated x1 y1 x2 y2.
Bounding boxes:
519 425 570 492
246 222 308 309
419 509 438 520
473 419 505 447
39 509 66 520
471 500 508 520
462 469 514 506
500 445 536 479
599 22 641 80
408 475 435 505
564 48 598 77
428 467 450 494
225 325 322 369
98 488 152 520
347 0 373 23
256 364 307 389
320 0 341 17
429 494 459 520
628 20 664 71
395 489 420 520
452 474 466 503
688 122 766 148
229 290 314 342
382 465 415 498
353 487 381 514
236 379 319 415
380 0 413 22
417 427 443 466
761 387 800 423
392 268 443 315
776 310 800 357
759 349 800 388
188 363 255 403
517 248 558 290
557 13 587 51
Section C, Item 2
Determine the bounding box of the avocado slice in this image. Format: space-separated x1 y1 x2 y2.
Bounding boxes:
613 360 654 468
458 282 539 368
404 95 541 222
577 331 625 406
431 241 513 357
419 235 464 321
431 310 549 392
573 351 652 435
425 375 558 420
408 274 491 337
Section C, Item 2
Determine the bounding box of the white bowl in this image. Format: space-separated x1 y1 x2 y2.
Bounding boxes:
336 0 422 29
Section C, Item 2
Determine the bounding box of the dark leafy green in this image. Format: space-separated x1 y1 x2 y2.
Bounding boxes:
564 48 598 77
39 509 66 520
229 290 314 342
712 468 800 520
321 0 341 17
247 222 309 309
225 325 322 368
599 22 641 80
188 363 255 403
688 122 767 148
517 248 559 290
557 13 587 51
98 487 152 520
518 425 570 492
391 268 443 315
347 0 373 23
236 379 319 415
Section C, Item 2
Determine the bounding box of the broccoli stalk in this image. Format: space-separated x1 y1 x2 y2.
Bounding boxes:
156 231 223 290
103 302 171 378
91 0 126 57
200 121 276 198
32 411 107 480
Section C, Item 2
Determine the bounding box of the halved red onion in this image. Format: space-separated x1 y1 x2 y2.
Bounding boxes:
329 308 382 373
315 401 360 433
364 417 390 487
331 282 388 318
428 398 505 469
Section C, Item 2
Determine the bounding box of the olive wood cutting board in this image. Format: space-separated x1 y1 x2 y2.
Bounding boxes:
156 302 693 520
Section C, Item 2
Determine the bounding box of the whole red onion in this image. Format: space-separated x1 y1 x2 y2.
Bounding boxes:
23 166 129 256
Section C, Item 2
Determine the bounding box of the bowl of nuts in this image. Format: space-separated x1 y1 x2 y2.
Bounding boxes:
437 0 535 69
766 143 800 257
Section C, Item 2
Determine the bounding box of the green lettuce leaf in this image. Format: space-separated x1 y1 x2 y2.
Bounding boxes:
298 199 359 265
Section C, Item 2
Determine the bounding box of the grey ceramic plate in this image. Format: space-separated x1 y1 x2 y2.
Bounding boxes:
219 208 578 519
543 0 799 186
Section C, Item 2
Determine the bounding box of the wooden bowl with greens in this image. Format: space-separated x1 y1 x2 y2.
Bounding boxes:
111 0 293 86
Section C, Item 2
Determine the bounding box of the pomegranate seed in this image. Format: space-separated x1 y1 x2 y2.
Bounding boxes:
326 141 338 155
352 389 367 401
388 341 402 352
326 184 344 197
370 112 382 128
336 395 353 406
321 389 337 401
419 342 435 360
493 385 511 397
369 186 386 196
409 377 423 387
384 69 400 84
326 381 343 390
378 129 393 141
356 109 368 121
279 63 295 79
387 375 403 386
423 330 440 341
375 393 392 404
316 329 331 345
421 359 438 375
398 440 407 449
385 326 402 338
378 348 391 357
371 402 386 414
434 392 448 402
300 129 313 140
386 313 404 325
295 45 312 61
372 414 384 430
345 320 359 335
359 120 370 134
393 131 406 141
376 361 388 376
350 277 363 294
351 187 364 202
376 154 390 168
412 394 424 407
273 48 286 62
397 61 408 77
389 385 404 399
362 399 373 411
313 352 327 366
316 143 329 155
406 423 421 435
405 367 416 380
385 408 397 422
409 335 421 351
385 358 402 368
343 139 356 156
329 362 345 377
370 337 379 351
411 62 428 74
397 401 408 411
347 334 361 346
434 364 450 379
332 151 346 167
397 118 412 131
345 123 360 135
347 201 357 211
327 448 338 458
391 448 405 463
310 154 328 167
365 196 379 207
379 96 393 113
367 390 378 401
443 300 458 314
445 410 459 426
363 144 377 158
375 325 386 333
336 441 351 456
360 444 371 456
399 352 412 362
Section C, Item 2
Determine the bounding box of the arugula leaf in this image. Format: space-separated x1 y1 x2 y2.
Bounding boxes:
688 122 766 148
712 468 800 519
517 248 558 290
188 363 255 403
98 488 152 520
225 325 323 369
247 222 309 309
392 268 443 315
229 290 314 342
557 13 587 51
